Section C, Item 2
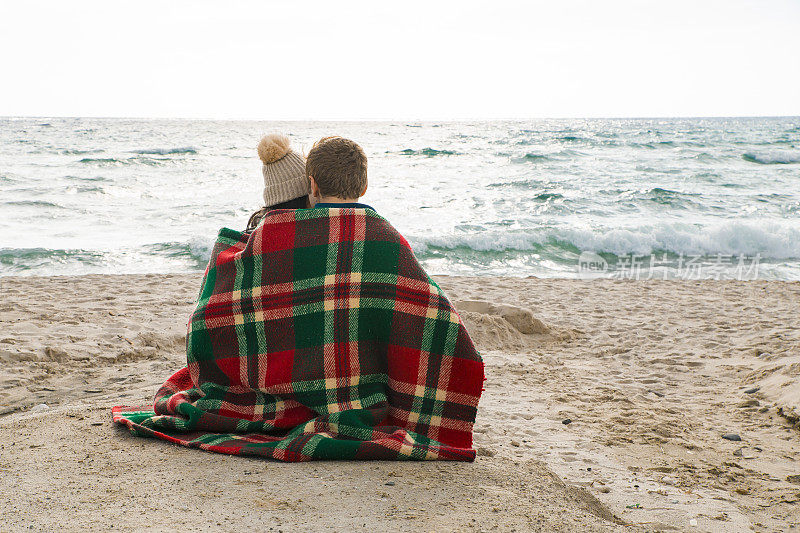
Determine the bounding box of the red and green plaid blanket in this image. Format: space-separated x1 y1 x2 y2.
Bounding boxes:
112 207 484 461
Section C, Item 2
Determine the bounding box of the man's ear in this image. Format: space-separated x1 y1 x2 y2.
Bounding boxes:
309 176 320 198
360 179 368 198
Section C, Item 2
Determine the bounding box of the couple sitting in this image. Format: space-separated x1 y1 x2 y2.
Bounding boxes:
246 134 370 232
113 135 484 462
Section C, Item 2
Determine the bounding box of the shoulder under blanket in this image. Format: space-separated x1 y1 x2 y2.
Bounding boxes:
112 207 484 461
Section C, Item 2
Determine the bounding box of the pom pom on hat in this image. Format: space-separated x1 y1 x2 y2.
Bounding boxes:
256 132 308 209
257 133 292 164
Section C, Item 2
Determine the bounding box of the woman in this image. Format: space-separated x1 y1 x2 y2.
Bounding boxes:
245 133 310 233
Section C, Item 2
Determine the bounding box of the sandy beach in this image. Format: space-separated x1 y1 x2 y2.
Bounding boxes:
1 274 799 532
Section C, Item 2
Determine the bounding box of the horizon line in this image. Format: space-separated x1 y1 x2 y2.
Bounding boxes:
1 114 799 122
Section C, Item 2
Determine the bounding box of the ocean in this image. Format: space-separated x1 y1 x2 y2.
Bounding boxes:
1 117 799 279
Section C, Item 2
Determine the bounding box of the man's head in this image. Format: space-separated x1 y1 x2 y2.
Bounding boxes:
306 136 368 202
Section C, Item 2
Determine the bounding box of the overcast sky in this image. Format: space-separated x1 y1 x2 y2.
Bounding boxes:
1 0 798 120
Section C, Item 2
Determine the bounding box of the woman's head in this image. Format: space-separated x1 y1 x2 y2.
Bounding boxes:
257 133 309 209
246 134 310 233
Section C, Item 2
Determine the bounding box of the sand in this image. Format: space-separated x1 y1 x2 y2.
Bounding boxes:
1 274 799 532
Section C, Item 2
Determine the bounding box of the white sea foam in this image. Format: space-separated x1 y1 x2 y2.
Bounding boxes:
742 150 800 164
187 236 213 262
410 220 800 259
567 221 800 258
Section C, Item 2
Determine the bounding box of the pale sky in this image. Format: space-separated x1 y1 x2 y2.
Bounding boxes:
1 0 798 120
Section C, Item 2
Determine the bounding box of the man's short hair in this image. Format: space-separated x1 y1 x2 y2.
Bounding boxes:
306 136 368 199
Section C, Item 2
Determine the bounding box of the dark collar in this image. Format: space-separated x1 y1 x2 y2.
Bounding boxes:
314 202 374 210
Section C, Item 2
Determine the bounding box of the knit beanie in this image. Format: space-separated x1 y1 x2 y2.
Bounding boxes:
257 133 308 207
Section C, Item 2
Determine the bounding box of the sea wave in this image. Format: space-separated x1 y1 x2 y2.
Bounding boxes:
486 179 548 189
131 147 197 155
514 153 551 162
78 156 170 166
60 149 103 155
3 200 65 208
742 151 800 164
78 157 124 165
513 134 591 145
0 247 104 273
645 188 702 208
142 238 212 267
634 165 683 174
0 239 212 274
534 193 564 201
65 175 112 182
409 220 800 260
396 148 458 157
69 185 106 194
511 149 584 163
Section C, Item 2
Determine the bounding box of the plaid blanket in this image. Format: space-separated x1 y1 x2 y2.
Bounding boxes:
112 207 484 461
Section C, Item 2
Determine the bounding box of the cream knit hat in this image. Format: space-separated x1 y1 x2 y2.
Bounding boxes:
257 133 308 207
